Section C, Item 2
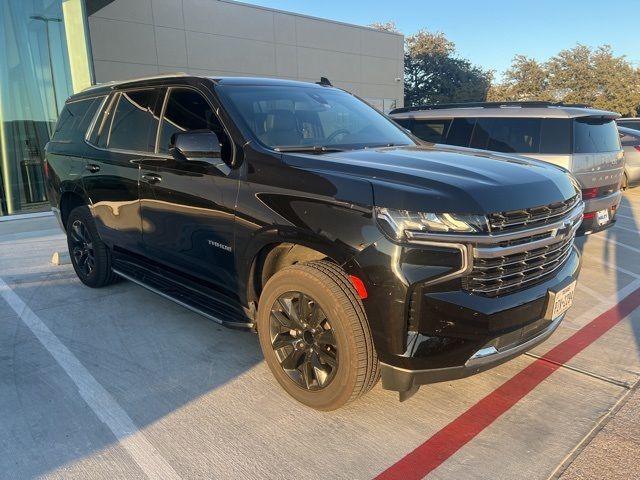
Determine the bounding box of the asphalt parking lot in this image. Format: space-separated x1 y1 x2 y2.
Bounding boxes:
1 191 640 480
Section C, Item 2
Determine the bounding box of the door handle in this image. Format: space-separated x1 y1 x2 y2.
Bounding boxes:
86 164 100 173
141 172 162 184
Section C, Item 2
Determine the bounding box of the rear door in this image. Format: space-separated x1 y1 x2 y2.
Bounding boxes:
83 87 164 253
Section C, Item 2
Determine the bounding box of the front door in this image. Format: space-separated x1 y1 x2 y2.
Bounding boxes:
139 87 239 296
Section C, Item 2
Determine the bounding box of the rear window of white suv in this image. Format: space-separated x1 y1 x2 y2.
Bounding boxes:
573 118 621 153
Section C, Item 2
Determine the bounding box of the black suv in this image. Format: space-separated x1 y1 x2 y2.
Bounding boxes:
45 75 583 410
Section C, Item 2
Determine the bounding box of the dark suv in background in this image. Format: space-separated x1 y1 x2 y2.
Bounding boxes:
45 75 582 410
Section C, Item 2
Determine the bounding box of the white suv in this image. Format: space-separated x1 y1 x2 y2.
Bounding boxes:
391 101 624 234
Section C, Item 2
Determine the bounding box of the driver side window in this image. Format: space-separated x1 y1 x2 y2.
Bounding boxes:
159 88 223 153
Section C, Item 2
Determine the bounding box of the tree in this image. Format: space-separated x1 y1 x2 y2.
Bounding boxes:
367 21 400 34
487 55 551 101
491 45 640 116
403 30 492 106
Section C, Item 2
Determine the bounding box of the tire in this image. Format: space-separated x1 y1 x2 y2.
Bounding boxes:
66 206 119 288
257 260 379 410
622 172 629 191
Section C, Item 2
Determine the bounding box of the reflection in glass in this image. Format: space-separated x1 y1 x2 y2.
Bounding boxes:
0 0 92 216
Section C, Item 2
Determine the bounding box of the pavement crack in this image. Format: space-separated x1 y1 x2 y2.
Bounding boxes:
525 352 632 389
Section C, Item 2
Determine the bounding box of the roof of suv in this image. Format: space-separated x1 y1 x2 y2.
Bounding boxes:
70 73 332 101
389 102 620 120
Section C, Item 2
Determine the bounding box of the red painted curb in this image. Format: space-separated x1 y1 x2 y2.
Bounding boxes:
376 287 640 480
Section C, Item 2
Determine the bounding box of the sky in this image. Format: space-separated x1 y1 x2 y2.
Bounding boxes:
245 0 640 77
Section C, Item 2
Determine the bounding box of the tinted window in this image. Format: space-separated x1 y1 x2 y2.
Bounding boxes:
618 120 640 131
107 89 162 152
487 118 541 153
52 97 104 143
411 119 451 143
621 131 640 146
446 118 475 147
573 118 620 153
540 119 571 154
218 85 413 149
159 89 221 153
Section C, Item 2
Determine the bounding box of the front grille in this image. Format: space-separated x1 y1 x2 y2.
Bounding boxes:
463 234 575 297
462 195 583 297
488 195 580 232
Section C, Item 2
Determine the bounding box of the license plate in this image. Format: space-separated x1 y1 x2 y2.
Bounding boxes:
596 209 610 226
547 282 576 320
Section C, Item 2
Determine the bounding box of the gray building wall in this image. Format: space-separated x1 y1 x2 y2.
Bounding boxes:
87 0 404 110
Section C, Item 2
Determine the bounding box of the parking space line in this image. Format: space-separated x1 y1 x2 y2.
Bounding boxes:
594 236 640 254
615 212 636 220
614 223 640 234
375 280 640 480
576 283 607 302
0 276 181 480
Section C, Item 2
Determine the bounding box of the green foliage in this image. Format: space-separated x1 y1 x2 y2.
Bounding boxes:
402 30 492 106
490 45 640 117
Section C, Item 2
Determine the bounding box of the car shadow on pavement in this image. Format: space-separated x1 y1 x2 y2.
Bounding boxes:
0 254 263 478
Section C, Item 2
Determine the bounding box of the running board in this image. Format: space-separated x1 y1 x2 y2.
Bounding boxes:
112 264 254 330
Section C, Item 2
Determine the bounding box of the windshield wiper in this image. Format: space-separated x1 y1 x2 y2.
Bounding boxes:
273 145 346 154
364 143 409 149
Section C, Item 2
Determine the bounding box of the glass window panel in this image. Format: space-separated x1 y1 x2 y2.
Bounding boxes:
107 89 163 152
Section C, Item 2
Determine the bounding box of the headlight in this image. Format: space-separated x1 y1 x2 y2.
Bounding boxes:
376 207 487 239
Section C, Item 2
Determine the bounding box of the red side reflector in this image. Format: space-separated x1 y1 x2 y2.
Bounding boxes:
349 275 368 299
581 187 598 200
583 212 596 220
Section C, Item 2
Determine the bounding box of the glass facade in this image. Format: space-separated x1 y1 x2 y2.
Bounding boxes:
0 0 92 216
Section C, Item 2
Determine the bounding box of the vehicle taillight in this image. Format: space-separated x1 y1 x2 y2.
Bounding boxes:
634 145 640 152
43 159 49 179
583 212 596 220
581 187 598 200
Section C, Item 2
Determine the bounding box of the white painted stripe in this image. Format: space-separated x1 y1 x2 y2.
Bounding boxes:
615 212 636 220
576 282 607 302
0 210 54 222
0 276 181 480
614 223 640 234
602 237 640 253
587 257 640 280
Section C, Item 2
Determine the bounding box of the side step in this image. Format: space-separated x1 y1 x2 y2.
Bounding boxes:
112 260 254 330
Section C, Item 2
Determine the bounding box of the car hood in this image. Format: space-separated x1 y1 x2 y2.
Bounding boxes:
283 144 579 214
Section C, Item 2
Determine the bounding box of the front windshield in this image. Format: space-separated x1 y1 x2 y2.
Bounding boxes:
217 84 414 150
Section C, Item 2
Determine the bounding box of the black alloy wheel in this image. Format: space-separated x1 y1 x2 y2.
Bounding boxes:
69 219 96 277
269 291 338 390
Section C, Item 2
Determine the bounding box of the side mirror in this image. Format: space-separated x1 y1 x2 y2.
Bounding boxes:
169 130 230 173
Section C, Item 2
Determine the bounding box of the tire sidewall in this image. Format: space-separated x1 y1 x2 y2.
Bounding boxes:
257 267 361 411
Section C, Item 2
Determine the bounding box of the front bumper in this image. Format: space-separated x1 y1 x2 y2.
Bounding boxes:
381 314 564 392
378 250 580 392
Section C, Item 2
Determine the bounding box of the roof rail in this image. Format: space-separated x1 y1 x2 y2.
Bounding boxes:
389 101 592 115
82 72 189 92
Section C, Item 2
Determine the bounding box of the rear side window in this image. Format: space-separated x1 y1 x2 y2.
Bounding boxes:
52 97 104 143
393 118 411 129
446 118 474 147
464 117 571 154
411 119 451 143
539 119 571 154
105 89 163 152
573 118 620 153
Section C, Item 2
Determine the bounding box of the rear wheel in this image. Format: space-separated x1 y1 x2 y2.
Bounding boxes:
622 172 629 191
257 260 379 410
66 206 119 288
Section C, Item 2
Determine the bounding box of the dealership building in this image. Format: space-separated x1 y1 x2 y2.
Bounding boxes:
0 0 404 217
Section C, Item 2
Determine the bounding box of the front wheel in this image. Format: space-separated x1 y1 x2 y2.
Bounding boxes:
257 261 379 411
